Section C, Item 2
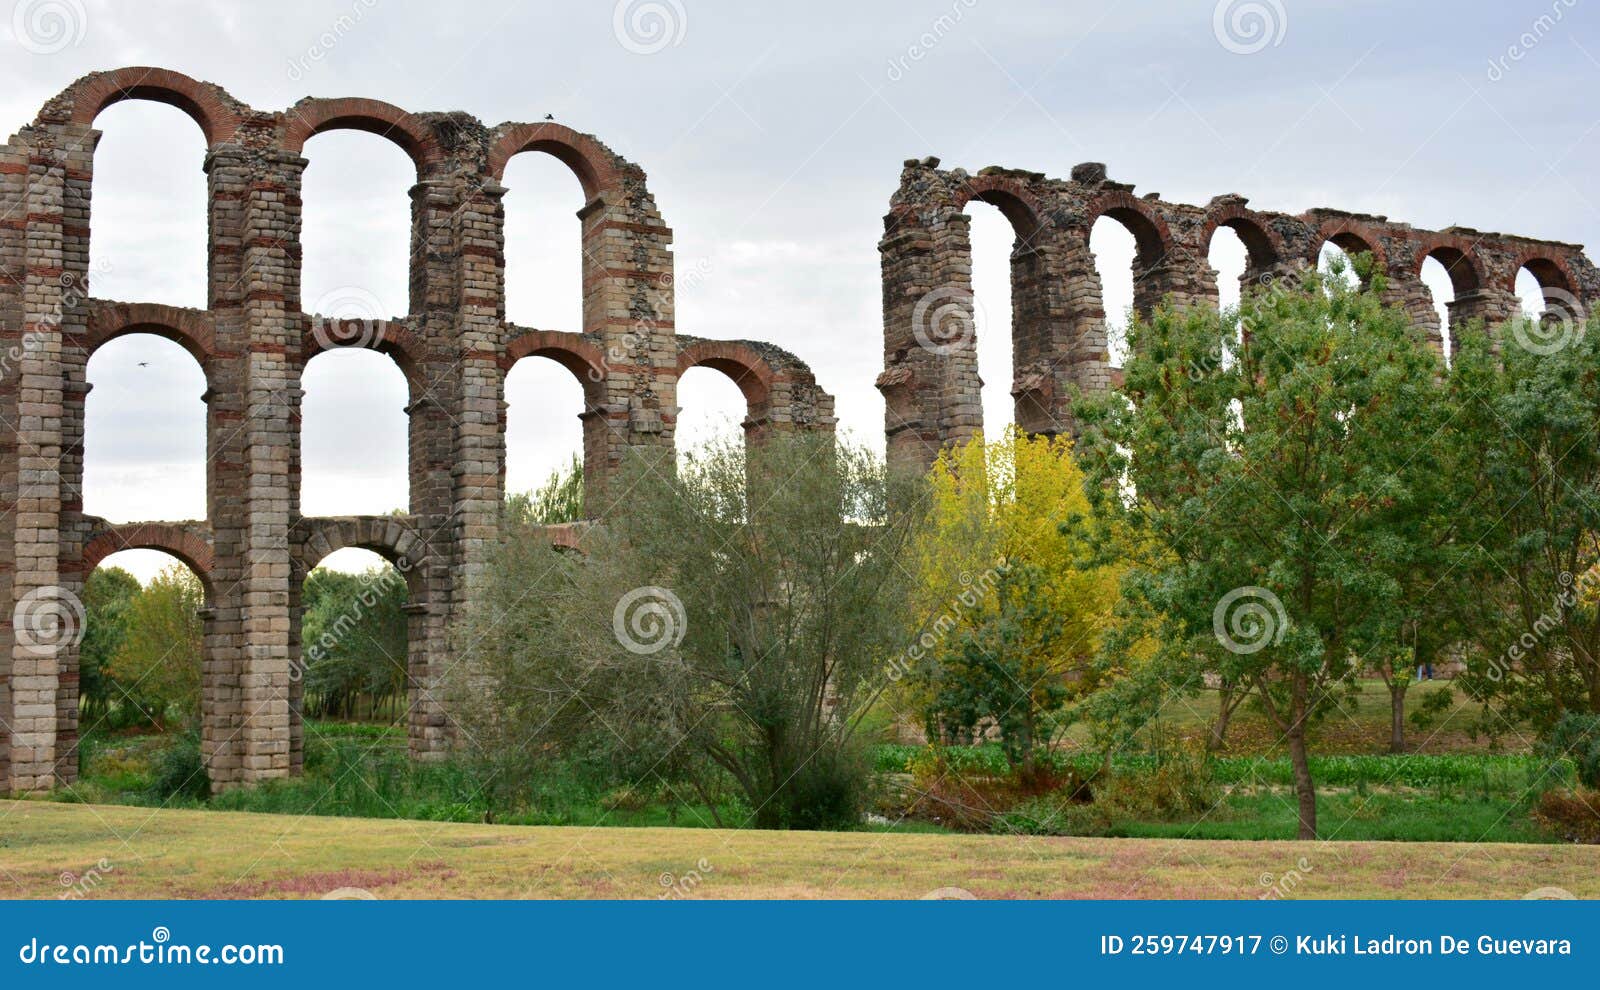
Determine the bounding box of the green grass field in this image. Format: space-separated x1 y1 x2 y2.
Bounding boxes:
2 800 1594 900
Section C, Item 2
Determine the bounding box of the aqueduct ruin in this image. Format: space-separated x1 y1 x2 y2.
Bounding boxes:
879 157 1600 475
6 69 1600 796
0 68 835 794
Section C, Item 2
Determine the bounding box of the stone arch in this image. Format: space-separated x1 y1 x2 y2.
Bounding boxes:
280 97 443 175
1510 251 1579 297
676 339 774 412
1201 203 1285 278
951 175 1050 244
486 122 623 199
301 314 426 394
1415 239 1485 297
84 300 215 371
79 520 216 603
49 66 244 147
1312 219 1387 273
502 328 606 401
1085 190 1175 269
287 515 440 764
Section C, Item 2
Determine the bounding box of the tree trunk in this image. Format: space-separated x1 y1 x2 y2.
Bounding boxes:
1388 680 1406 754
1287 676 1316 839
1208 683 1234 752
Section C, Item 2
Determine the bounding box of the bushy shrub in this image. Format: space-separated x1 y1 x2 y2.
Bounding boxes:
146 732 209 802
1538 712 1600 789
1532 788 1600 843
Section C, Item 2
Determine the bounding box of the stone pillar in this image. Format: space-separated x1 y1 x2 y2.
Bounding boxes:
0 127 93 791
580 171 677 511
234 148 303 784
878 199 979 477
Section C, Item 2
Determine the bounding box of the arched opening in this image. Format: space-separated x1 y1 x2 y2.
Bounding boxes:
88 100 207 308
676 365 749 460
1318 241 1363 291
1516 259 1578 323
84 334 207 523
1090 217 1138 367
505 355 588 523
502 151 587 330
78 551 208 739
1419 255 1456 362
294 548 411 727
1208 226 1248 314
300 129 413 324
300 350 409 516
968 202 1016 435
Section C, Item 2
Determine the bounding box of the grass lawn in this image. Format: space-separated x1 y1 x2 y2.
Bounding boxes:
2 800 1595 900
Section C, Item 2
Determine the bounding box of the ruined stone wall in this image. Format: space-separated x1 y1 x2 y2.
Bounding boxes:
0 67 835 795
880 157 1599 476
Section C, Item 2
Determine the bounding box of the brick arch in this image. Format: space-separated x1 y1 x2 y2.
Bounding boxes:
1085 190 1175 268
81 521 216 603
280 97 443 175
1509 251 1579 297
951 175 1050 243
301 314 426 390
1200 204 1286 273
84 300 215 370
289 516 431 602
502 328 607 401
52 67 244 147
1412 236 1485 296
486 122 623 199
676 339 775 409
1312 219 1388 272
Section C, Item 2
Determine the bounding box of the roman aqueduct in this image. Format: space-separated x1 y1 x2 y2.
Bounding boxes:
0 68 835 794
4 68 1600 794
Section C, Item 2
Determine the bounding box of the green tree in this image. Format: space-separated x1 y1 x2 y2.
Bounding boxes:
1074 261 1452 838
79 566 140 723
301 565 410 720
1452 313 1600 728
456 434 921 828
506 452 584 525
107 565 205 727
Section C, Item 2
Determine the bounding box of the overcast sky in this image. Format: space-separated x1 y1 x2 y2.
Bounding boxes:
4 0 1596 580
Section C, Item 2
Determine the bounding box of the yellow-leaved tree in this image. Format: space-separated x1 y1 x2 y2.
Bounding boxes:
903 428 1124 783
